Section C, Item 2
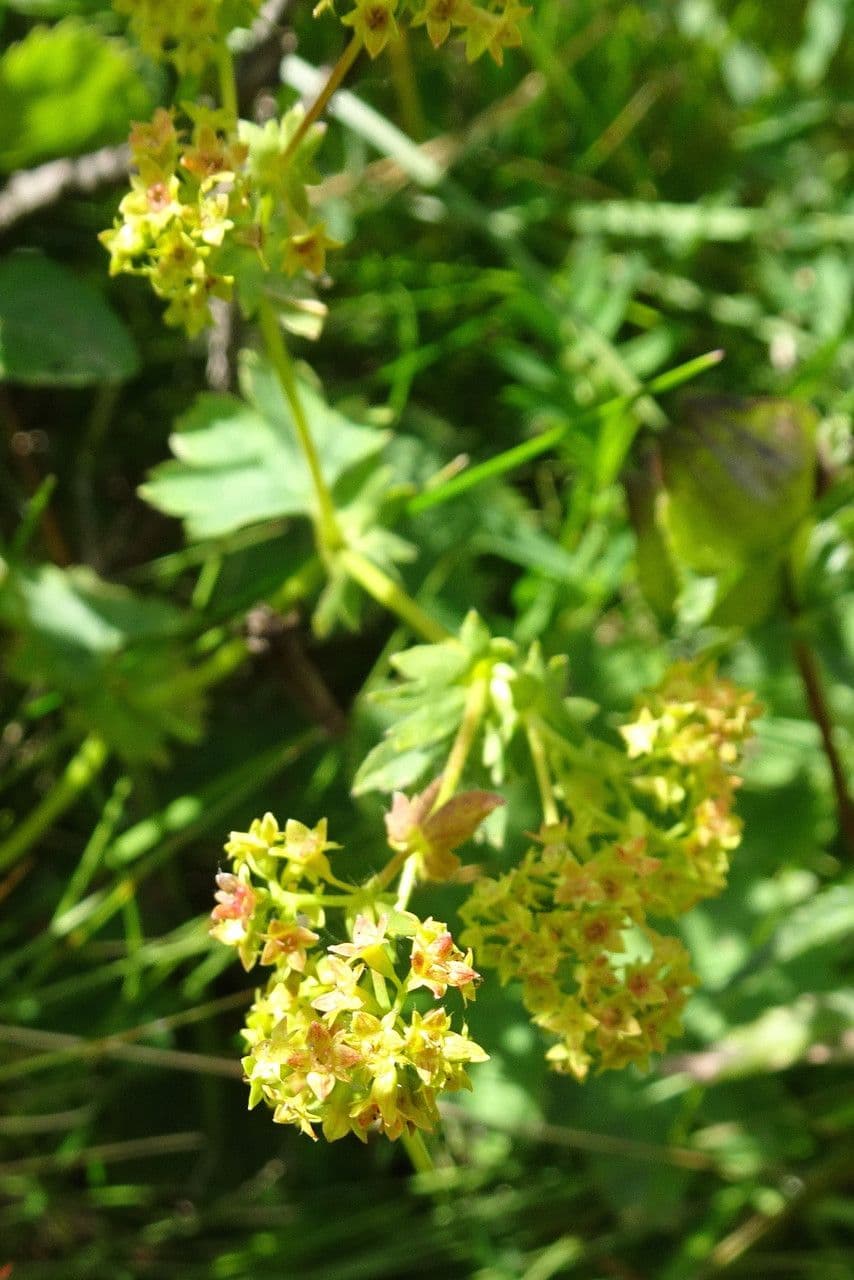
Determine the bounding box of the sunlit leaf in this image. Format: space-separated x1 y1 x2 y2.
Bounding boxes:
0 18 151 171
0 565 205 763
141 351 387 540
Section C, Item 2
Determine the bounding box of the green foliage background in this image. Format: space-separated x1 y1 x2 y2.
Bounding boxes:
0 0 852 1276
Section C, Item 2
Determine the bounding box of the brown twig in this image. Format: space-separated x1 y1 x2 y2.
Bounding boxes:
245 606 348 736
0 144 130 235
438 1099 715 1171
783 574 854 857
0 991 250 1083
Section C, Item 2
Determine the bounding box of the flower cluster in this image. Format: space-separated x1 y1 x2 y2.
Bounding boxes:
460 664 759 1080
114 0 263 75
320 0 530 64
100 106 336 335
211 813 487 1142
618 662 760 912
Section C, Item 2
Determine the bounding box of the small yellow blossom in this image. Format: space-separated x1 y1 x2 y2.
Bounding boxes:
408 917 480 1000
260 920 320 971
282 223 340 278
341 0 400 58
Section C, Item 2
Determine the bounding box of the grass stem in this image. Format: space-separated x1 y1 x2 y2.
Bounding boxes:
0 734 108 875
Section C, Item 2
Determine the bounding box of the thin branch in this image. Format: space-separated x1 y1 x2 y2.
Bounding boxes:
0 1131 205 1178
438 1100 715 1171
784 573 854 857
0 144 130 234
206 296 235 392
0 993 250 1083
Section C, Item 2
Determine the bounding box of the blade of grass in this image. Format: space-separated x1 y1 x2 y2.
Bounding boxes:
409 348 724 512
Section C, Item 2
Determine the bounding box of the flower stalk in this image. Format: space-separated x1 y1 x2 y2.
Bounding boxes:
215 42 239 122
257 297 344 554
525 715 559 825
281 34 363 164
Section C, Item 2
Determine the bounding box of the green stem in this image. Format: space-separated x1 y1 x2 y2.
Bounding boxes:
525 716 559 825
271 890 357 909
215 43 239 122
436 674 489 806
257 297 343 552
281 34 363 164
401 1128 435 1174
387 29 425 141
51 775 133 923
338 548 451 644
0 734 108 875
365 847 409 895
394 853 418 911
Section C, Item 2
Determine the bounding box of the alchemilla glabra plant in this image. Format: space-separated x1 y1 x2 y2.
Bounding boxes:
105 0 760 1162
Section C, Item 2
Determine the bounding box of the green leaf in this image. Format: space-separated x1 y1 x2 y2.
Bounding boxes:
0 252 139 385
390 640 472 687
709 557 784 627
671 992 854 1080
351 740 444 795
660 395 818 573
625 461 679 622
140 351 387 540
0 565 205 763
0 19 152 172
384 688 467 753
772 883 854 962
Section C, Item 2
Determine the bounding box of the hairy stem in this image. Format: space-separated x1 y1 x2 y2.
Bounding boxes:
281 34 362 164
436 674 489 807
400 1127 435 1174
0 734 109 875
385 674 491 910
338 548 451 644
258 298 343 552
394 852 418 911
365 847 409 896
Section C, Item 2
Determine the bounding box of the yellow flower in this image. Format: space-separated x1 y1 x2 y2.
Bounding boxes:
260 920 320 971
309 954 368 1019
620 707 661 758
281 223 340 278
226 811 282 861
328 913 397 979
341 0 400 58
408 917 481 1001
411 0 464 47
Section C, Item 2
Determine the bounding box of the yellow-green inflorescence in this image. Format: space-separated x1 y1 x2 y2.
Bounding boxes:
114 0 263 75
100 105 336 336
211 814 487 1142
460 664 760 1081
325 0 530 63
